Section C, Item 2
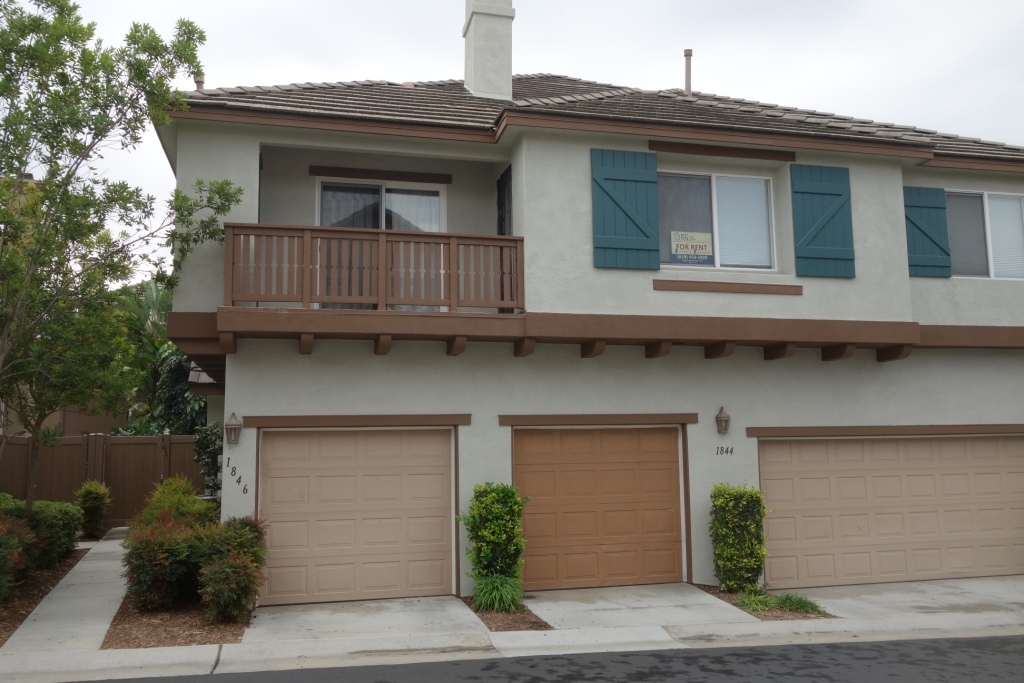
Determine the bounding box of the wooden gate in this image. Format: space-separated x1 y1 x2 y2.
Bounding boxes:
0 434 204 525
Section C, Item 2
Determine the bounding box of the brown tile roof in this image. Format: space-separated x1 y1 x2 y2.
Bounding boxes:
184 74 1024 162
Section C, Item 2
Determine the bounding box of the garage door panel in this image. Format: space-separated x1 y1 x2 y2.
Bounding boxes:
260 429 452 605
515 427 683 590
762 435 1024 589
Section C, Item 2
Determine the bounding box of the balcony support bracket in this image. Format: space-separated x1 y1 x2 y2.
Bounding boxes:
876 344 912 362
763 342 797 361
447 336 468 357
581 340 606 359
821 343 856 362
514 338 535 357
299 333 314 355
374 334 393 356
219 332 236 355
645 341 672 359
704 341 736 360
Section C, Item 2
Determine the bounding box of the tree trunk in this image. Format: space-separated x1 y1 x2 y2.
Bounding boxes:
25 432 40 512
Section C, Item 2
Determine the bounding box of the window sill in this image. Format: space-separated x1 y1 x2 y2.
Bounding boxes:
653 279 803 296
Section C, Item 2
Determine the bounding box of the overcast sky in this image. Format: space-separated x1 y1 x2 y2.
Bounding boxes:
75 0 1024 223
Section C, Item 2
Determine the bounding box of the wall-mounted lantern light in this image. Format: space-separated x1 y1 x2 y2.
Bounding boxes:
225 412 242 445
715 407 731 435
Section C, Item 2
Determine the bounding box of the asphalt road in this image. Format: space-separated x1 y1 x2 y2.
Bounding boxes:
85 635 1024 683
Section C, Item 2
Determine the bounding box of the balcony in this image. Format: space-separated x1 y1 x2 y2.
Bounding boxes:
224 223 525 312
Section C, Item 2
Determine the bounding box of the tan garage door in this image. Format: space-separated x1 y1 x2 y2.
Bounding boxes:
761 436 1024 590
514 427 684 591
259 429 452 605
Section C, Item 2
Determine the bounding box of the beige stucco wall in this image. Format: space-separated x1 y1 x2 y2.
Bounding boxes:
220 339 1024 591
901 167 1024 327
259 146 503 233
515 131 916 321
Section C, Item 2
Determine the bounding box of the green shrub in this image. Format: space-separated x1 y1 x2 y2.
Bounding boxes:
193 423 223 496
122 512 205 610
76 480 113 539
458 483 527 580
709 483 767 593
0 499 83 570
776 593 825 614
0 514 34 603
134 477 218 528
0 493 14 511
199 551 262 622
122 511 266 617
471 573 524 613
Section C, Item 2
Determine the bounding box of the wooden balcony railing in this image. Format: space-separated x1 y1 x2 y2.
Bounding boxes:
224 223 525 312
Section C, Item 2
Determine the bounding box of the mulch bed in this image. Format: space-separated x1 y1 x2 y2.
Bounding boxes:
0 548 89 647
460 597 552 632
694 584 836 621
101 596 249 649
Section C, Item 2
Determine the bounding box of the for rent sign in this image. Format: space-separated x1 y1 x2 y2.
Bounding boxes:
671 231 713 265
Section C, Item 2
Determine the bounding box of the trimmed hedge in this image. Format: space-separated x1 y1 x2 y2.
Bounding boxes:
122 478 265 621
133 476 219 527
709 483 767 593
0 495 82 570
0 514 35 603
76 480 112 539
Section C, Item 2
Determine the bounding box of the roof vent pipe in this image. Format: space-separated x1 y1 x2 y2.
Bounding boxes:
194 73 205 90
684 49 692 96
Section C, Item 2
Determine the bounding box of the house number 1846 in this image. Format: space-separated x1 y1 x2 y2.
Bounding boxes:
225 457 249 495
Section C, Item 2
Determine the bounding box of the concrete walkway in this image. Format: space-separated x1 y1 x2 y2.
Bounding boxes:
0 527 127 655
2 565 1024 681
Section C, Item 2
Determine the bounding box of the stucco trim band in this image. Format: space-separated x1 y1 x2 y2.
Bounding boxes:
243 414 472 428
498 413 698 427
746 424 1024 438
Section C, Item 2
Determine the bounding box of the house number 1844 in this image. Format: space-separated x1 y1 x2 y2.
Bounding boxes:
225 457 249 495
715 446 734 455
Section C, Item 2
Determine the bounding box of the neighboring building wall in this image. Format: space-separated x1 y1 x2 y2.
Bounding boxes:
221 340 1024 591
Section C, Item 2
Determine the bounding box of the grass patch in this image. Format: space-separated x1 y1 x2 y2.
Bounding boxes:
736 590 825 615
736 592 777 613
776 593 825 614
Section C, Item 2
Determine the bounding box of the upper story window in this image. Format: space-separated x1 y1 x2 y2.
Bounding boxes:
947 191 1024 278
657 173 773 269
319 179 444 232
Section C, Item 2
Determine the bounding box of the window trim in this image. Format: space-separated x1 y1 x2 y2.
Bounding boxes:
657 170 777 273
945 188 1024 281
314 176 448 232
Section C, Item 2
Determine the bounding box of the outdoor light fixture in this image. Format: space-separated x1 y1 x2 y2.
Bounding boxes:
225 413 242 444
715 407 731 435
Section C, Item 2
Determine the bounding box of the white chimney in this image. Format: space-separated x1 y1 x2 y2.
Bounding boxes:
463 0 515 100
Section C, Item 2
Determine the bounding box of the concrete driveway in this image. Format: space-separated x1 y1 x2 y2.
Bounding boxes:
523 582 757 629
787 574 1024 620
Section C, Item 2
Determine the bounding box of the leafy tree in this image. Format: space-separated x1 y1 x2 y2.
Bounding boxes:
0 1 242 497
1 284 138 508
122 279 173 415
0 0 241 423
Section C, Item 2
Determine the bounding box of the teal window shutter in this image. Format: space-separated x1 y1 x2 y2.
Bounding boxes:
591 149 660 270
791 164 855 277
904 186 952 277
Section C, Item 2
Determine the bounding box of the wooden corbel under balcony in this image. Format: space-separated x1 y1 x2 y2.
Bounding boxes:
704 341 736 360
581 340 606 358
763 342 797 361
821 343 856 361
645 341 672 358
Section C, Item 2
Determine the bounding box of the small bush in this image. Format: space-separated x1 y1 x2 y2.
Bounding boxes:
199 551 263 622
0 514 35 603
776 593 825 614
134 477 218 528
76 480 113 539
471 573 524 613
709 483 767 593
458 483 527 580
122 512 204 610
1 499 83 570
